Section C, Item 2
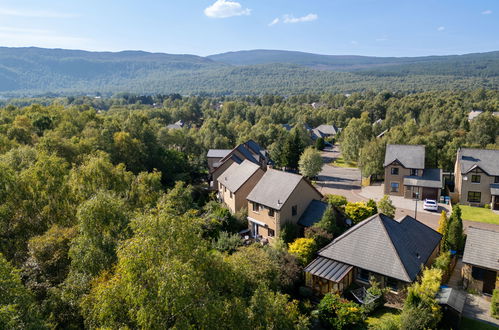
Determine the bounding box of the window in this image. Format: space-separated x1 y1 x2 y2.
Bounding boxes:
495 176 499 184
410 169 418 176
357 268 369 282
229 191 233 199
268 228 275 237
268 208 275 217
471 175 481 183
386 277 398 292
391 167 399 175
472 266 484 280
224 186 226 192
252 202 260 212
467 191 481 203
291 205 297 216
390 182 399 192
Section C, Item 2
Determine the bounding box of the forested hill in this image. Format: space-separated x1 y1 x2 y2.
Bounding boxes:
2 46 499 96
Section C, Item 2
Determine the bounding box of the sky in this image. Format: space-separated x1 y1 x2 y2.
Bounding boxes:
0 0 498 57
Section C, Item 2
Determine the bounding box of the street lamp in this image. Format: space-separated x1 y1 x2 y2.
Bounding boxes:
414 191 420 219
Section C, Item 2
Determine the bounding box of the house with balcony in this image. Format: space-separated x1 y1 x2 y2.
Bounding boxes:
305 213 442 296
454 148 499 210
383 144 442 200
246 169 322 240
217 160 264 214
462 227 499 295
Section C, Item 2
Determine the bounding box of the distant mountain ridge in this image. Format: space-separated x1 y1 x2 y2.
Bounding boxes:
1 46 499 96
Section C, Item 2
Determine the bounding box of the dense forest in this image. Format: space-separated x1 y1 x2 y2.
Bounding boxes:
2 47 499 96
0 90 498 328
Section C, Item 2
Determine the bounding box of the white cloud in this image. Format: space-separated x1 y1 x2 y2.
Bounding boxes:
482 9 492 15
0 7 75 18
283 13 318 24
204 0 251 18
269 18 280 26
0 26 91 49
437 26 445 31
269 13 318 26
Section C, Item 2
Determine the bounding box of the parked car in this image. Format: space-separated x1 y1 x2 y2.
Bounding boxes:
423 199 438 211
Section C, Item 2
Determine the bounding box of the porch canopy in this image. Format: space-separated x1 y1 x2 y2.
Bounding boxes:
304 257 352 283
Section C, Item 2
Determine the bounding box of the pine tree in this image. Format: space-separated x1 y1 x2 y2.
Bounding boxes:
437 211 449 250
446 205 464 251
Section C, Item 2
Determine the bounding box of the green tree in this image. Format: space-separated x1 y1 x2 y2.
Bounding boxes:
283 128 305 170
315 137 326 150
446 205 464 251
340 113 373 162
298 146 323 178
378 195 396 218
317 293 364 329
0 253 46 329
467 112 499 147
314 205 339 235
326 194 348 210
359 138 386 178
288 238 316 265
345 202 375 224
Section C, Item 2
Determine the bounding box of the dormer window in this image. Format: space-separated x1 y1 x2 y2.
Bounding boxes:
391 167 399 175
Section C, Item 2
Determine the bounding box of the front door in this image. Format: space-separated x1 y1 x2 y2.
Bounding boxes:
493 196 499 211
483 269 496 294
251 222 259 238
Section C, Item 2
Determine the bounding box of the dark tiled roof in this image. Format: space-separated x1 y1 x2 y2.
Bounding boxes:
298 200 328 227
217 160 261 193
436 288 466 313
458 148 499 176
403 168 442 188
304 257 352 282
317 214 441 282
384 144 425 169
247 169 304 210
462 227 499 271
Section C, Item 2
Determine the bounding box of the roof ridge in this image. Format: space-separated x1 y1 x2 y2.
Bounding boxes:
379 214 412 282
467 226 499 234
318 213 380 254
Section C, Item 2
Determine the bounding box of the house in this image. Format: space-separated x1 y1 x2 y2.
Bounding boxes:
246 169 323 239
207 140 271 189
461 227 499 295
383 144 442 200
166 120 184 130
217 160 264 214
305 213 442 295
467 110 499 121
311 124 340 140
454 148 499 209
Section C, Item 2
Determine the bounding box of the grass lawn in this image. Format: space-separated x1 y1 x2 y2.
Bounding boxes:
460 317 498 330
365 306 401 328
459 205 499 225
330 156 357 168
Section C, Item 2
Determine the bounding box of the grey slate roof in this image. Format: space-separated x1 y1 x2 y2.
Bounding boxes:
384 144 425 169
457 148 499 176
166 120 184 129
298 200 328 227
317 214 442 282
217 160 261 193
462 227 499 271
491 184 499 196
304 257 353 282
403 168 442 188
315 124 339 136
207 149 231 158
436 288 466 313
247 169 304 210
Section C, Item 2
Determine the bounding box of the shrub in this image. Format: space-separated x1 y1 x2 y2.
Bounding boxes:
484 203 491 209
317 293 364 329
367 199 378 215
345 202 375 224
288 238 316 265
212 231 243 254
433 251 451 280
314 205 339 235
363 277 387 314
491 289 499 319
280 223 299 244
315 137 325 151
326 194 348 210
304 226 333 249
377 195 396 218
